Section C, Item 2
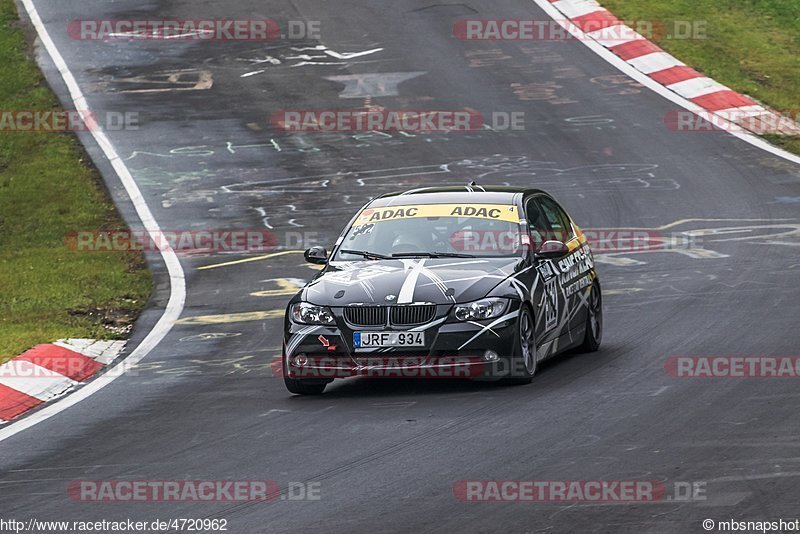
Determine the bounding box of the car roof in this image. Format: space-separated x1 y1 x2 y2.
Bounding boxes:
369 185 549 207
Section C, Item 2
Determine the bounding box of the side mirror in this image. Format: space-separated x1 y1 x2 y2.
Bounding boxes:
304 246 328 265
535 240 569 260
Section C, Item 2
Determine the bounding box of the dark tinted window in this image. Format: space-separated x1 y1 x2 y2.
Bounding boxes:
538 197 574 243
525 197 551 248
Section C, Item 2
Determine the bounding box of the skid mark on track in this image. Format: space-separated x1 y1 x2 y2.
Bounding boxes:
250 278 303 297
197 250 303 270
174 310 283 325
235 45 384 75
325 71 426 98
213 156 674 234
97 69 213 93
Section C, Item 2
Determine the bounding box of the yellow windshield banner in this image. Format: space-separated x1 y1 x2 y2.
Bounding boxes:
354 204 519 225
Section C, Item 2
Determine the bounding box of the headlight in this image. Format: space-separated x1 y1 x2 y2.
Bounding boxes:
453 299 508 321
291 302 336 325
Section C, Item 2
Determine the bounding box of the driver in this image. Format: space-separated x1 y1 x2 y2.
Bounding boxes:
391 231 433 254
527 203 548 249
390 219 435 254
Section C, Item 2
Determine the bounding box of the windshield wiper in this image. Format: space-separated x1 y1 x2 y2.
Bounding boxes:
391 252 477 259
338 249 391 260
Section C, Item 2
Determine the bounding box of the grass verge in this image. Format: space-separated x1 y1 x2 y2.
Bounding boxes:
0 1 151 360
600 0 800 155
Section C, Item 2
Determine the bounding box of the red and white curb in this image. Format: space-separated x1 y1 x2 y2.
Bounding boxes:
547 0 799 134
0 339 126 423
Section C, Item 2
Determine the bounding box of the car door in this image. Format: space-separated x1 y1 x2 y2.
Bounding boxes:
524 195 567 346
537 196 593 334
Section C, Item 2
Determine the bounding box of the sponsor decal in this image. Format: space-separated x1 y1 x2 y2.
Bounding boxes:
536 261 557 281
555 248 594 286
543 278 559 332
565 274 592 297
353 204 520 226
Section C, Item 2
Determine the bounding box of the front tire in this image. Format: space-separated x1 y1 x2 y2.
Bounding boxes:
579 281 602 352
284 376 327 395
504 305 537 385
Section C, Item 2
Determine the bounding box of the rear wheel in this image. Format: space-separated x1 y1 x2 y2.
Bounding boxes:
579 281 602 352
504 306 537 385
284 376 327 395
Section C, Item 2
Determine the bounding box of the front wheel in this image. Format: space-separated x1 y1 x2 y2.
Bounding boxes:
504 306 537 385
284 376 327 395
579 281 602 352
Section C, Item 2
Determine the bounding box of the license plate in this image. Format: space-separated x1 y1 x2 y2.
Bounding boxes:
354 331 425 348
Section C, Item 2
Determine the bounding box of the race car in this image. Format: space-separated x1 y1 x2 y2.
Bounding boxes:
282 185 602 395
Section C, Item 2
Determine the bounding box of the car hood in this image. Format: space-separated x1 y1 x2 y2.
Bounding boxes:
302 257 524 306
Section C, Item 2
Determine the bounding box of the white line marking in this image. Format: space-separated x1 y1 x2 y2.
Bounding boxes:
1 1 187 442
530 0 800 166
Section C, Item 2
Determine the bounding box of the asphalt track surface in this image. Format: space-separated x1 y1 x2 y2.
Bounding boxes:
3 1 800 532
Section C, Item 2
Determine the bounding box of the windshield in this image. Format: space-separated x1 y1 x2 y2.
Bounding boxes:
334 203 527 260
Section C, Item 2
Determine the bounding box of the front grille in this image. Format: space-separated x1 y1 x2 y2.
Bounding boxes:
344 306 387 326
344 305 437 326
390 305 436 326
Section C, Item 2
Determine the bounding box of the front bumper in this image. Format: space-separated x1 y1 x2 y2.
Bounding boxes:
282 303 520 380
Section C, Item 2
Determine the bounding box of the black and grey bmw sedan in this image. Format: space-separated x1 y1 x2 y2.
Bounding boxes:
282 185 602 394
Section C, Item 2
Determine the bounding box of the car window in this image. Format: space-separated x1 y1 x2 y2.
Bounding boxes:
525 198 552 249
538 197 574 243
